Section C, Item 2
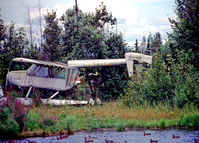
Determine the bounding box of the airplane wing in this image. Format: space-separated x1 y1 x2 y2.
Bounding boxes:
12 52 152 78
12 58 67 68
68 59 126 68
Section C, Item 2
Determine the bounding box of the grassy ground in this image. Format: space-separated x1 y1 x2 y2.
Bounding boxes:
22 100 199 137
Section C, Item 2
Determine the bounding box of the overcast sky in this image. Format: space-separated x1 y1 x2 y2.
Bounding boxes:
0 0 175 46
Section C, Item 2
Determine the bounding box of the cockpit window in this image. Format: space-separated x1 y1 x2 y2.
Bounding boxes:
10 62 31 71
27 64 37 75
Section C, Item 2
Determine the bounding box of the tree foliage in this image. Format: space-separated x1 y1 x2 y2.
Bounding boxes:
43 10 62 61
60 3 127 99
0 19 29 86
169 0 199 68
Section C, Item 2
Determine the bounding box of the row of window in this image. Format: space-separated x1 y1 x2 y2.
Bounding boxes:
27 64 79 86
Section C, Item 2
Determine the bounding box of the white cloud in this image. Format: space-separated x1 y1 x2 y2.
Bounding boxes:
53 1 74 18
132 0 168 3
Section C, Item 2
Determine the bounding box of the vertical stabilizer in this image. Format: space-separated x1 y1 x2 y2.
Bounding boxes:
125 53 152 77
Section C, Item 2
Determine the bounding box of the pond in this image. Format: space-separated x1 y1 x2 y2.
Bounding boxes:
1 129 199 143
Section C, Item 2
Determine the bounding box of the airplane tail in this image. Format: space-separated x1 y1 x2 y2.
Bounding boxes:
125 53 152 77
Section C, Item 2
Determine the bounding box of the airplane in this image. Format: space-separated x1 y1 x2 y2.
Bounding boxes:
1 52 152 106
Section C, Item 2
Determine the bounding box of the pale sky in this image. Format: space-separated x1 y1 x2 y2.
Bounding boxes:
0 0 175 46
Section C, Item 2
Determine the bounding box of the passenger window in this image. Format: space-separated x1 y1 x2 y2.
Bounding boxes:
35 66 49 77
69 69 78 86
54 69 66 79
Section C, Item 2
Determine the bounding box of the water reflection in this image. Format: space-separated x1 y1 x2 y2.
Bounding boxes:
2 129 199 143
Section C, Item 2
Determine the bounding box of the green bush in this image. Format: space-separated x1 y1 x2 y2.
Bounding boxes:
121 54 174 107
0 118 20 139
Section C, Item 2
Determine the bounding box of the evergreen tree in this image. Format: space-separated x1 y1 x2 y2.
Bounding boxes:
6 23 29 58
146 33 152 55
0 21 28 86
169 0 199 68
99 32 128 99
145 32 162 55
43 10 61 61
0 14 7 85
151 32 162 53
135 39 139 53
140 36 146 54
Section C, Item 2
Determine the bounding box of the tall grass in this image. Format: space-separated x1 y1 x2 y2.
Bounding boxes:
53 101 182 120
23 100 199 135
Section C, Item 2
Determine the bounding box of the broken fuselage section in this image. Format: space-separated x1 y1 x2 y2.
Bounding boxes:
6 58 78 91
5 58 85 105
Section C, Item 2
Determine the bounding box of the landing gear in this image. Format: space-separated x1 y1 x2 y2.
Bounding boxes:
96 98 101 105
89 98 95 106
25 86 32 99
88 97 101 106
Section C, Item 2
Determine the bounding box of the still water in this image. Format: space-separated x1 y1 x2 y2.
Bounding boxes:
1 129 199 143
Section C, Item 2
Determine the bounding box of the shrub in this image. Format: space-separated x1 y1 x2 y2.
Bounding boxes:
0 108 10 123
121 55 173 107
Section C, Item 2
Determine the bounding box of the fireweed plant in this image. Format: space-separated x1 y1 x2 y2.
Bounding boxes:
0 91 30 139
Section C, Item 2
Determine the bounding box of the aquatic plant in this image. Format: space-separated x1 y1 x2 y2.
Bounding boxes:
178 114 199 129
159 119 166 128
115 120 124 131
